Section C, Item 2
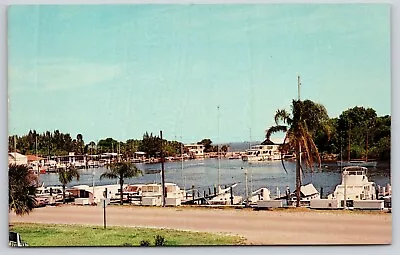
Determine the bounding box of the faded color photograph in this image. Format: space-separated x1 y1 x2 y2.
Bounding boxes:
8 4 391 246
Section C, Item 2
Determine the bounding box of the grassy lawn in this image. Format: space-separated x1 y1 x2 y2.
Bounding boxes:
9 223 246 247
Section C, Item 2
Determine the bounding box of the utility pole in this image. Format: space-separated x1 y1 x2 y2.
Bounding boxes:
243 167 249 206
103 188 108 229
343 170 347 210
160 131 166 207
36 135 39 184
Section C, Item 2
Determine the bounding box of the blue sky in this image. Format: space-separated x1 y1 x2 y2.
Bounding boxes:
8 4 391 144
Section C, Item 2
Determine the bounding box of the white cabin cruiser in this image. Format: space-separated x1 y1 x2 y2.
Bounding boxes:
241 144 281 162
328 166 376 202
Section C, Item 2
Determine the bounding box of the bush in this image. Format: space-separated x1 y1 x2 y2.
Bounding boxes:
140 240 151 247
122 243 133 247
154 235 165 246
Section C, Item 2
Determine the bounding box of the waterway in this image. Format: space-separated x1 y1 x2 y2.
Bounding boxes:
39 158 391 198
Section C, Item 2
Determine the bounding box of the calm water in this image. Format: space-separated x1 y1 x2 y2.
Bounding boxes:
39 159 391 198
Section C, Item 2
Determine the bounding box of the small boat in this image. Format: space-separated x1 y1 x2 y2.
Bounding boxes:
144 169 161 174
36 185 69 203
207 184 243 205
336 160 377 167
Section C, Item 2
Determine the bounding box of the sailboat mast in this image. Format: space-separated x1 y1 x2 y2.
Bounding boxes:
36 135 40 184
217 105 220 187
366 130 369 161
348 124 351 161
181 139 184 190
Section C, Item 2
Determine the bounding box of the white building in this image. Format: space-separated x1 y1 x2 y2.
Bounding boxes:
184 144 204 158
8 152 28 165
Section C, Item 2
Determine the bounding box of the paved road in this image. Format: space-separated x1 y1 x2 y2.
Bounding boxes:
9 205 392 245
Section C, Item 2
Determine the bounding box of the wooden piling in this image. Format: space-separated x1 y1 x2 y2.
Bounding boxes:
230 187 233 205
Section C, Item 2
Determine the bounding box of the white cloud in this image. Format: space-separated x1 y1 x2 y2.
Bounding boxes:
9 58 121 92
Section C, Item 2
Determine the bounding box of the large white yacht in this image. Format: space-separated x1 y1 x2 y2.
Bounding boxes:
328 166 377 202
241 144 281 162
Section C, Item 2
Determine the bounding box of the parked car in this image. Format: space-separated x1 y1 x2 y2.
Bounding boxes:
9 231 28 247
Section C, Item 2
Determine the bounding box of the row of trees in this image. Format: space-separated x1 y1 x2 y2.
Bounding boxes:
9 131 184 158
8 130 84 156
9 130 233 159
312 106 390 161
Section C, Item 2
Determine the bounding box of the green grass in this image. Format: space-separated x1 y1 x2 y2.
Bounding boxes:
9 223 246 247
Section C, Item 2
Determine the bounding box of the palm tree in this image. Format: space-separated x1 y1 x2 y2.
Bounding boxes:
58 165 80 204
100 161 143 205
9 164 37 215
266 99 330 207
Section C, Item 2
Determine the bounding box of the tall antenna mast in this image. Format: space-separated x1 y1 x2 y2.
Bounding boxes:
297 75 301 101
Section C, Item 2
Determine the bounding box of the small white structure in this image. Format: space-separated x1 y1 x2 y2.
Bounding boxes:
248 188 271 204
75 198 90 205
8 152 28 165
257 200 283 208
310 199 340 209
184 144 204 158
353 200 384 210
288 183 320 206
142 196 161 206
140 183 185 206
300 184 320 201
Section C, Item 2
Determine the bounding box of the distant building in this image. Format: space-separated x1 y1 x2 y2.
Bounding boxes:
8 152 28 165
26 155 44 164
184 144 204 158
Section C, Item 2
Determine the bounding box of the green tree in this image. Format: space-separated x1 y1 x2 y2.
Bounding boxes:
266 99 330 207
100 161 143 205
197 139 213 152
9 164 37 215
58 166 80 204
139 132 162 157
338 106 377 160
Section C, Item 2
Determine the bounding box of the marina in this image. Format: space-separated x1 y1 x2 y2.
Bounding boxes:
36 158 391 207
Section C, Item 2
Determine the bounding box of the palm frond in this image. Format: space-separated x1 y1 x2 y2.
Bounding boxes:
274 109 292 126
100 172 119 180
280 133 289 174
265 125 287 140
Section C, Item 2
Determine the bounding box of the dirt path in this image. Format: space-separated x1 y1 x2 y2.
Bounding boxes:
9 205 392 245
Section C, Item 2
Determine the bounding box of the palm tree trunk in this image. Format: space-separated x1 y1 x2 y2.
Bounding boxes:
120 178 124 205
295 149 301 207
62 184 66 204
